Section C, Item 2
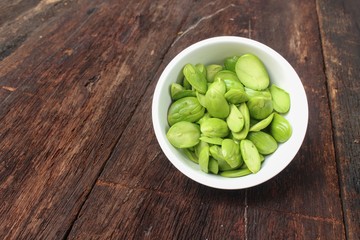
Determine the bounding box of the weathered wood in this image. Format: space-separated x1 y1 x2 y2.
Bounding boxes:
0 0 191 238
67 0 345 239
316 0 360 239
0 0 39 25
0 0 74 61
247 0 345 237
0 0 357 239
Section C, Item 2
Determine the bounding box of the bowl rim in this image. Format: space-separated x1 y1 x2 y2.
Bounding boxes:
152 36 308 189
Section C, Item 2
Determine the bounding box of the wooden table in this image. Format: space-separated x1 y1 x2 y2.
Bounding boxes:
1 0 359 239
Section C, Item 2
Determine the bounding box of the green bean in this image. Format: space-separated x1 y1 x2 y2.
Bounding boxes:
269 84 290 113
183 148 198 163
232 103 250 140
167 97 205 126
166 121 200 148
247 131 278 155
224 88 249 104
183 64 207 94
198 141 210 173
221 139 243 168
227 104 245 133
270 113 292 142
200 118 229 138
214 70 244 91
220 168 252 178
206 64 223 83
249 113 274 132
208 157 219 174
235 53 270 90
247 96 273 120
205 80 229 118
199 136 223 145
240 139 261 173
171 83 196 100
224 56 240 73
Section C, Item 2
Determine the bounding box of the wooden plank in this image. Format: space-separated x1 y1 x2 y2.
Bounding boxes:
0 0 74 61
0 0 191 238
247 207 344 239
0 0 40 26
316 0 360 239
246 0 346 237
67 182 247 239
68 0 345 239
67 1 252 239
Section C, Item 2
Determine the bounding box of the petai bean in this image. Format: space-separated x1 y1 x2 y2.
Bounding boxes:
166 53 292 177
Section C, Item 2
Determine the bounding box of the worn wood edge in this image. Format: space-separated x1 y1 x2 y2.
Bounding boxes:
0 0 76 61
247 206 345 239
68 0 347 238
245 2 345 235
60 2 199 238
66 2 253 238
0 0 191 238
315 0 360 239
67 181 246 239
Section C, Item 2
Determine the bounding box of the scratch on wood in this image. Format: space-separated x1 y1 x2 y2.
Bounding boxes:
255 205 344 225
64 49 74 56
171 4 236 47
244 189 248 240
85 75 101 92
95 178 184 201
1 86 17 92
33 0 62 13
248 18 252 39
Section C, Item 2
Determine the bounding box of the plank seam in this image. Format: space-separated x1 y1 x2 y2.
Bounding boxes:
62 12 193 238
314 1 347 238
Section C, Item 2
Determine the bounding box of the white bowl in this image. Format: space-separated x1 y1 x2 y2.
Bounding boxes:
152 36 308 189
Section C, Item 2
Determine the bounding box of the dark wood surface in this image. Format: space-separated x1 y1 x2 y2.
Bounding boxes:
0 0 359 239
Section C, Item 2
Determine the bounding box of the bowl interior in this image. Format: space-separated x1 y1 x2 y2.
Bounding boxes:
152 36 308 189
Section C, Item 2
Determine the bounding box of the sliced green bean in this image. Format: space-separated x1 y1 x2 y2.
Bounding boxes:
270 84 290 113
166 121 200 148
208 157 219 174
235 53 270 90
232 103 250 140
220 168 252 178
224 56 240 73
240 139 261 173
198 142 210 173
224 88 249 104
270 113 292 142
226 104 245 133
183 63 207 94
200 118 229 138
249 113 274 132
206 64 223 83
221 139 242 168
168 97 205 126
247 131 278 155
183 148 198 163
199 136 223 145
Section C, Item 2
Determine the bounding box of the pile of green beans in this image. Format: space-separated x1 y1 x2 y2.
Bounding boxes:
166 54 292 177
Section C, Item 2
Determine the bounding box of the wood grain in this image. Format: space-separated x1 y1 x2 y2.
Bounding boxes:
248 0 344 222
0 0 357 239
68 0 345 239
0 0 190 238
316 0 360 239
